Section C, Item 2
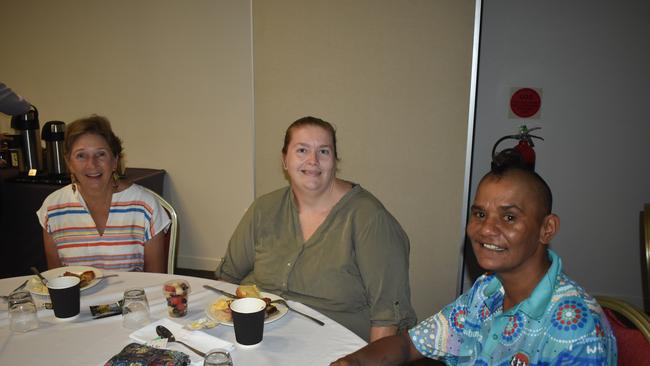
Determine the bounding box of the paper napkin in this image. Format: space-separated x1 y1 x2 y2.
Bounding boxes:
130 318 234 363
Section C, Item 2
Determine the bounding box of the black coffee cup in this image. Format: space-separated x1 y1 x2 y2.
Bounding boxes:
230 298 266 345
47 276 81 318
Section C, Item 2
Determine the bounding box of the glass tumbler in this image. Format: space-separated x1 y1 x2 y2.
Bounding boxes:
9 290 39 332
204 349 233 366
122 288 151 329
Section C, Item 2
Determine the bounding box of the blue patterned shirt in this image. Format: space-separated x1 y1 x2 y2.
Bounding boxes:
409 250 616 365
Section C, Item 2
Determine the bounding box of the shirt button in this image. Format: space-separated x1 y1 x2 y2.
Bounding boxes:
287 262 291 266
492 334 498 340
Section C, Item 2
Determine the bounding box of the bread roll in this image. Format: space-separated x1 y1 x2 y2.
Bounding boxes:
236 284 261 298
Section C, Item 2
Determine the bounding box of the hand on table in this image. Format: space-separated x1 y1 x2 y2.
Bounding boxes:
329 333 422 366
330 356 361 366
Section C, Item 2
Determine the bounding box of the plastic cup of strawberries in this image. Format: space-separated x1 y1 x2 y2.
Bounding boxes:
163 279 191 317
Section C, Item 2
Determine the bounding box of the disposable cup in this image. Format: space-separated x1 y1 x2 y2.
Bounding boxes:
162 279 191 317
47 276 80 318
230 297 266 346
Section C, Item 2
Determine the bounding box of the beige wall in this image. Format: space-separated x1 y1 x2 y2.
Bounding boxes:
0 0 254 270
1 0 475 320
253 0 475 318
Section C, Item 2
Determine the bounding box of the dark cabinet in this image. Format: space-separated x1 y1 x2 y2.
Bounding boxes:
0 168 165 278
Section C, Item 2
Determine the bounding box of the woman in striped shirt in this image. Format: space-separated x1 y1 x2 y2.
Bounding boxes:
37 115 170 272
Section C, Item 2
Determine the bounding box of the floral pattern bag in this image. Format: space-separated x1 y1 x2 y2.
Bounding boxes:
105 343 190 366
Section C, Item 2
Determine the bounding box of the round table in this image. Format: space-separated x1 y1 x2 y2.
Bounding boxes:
0 272 366 365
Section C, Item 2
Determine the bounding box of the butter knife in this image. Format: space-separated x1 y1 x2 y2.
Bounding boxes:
203 284 237 298
30 267 48 285
0 280 29 300
11 279 29 293
95 274 119 281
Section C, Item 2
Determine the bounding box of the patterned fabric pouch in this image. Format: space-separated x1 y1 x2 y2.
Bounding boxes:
104 343 191 366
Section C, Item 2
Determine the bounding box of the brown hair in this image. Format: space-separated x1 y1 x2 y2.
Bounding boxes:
281 116 339 160
64 115 125 174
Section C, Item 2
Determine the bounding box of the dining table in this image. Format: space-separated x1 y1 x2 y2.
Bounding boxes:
0 271 367 365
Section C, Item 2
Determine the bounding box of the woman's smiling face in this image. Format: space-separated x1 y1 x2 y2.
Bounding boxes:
282 125 337 194
66 133 118 192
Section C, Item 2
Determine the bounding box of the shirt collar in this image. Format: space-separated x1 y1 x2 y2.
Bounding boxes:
482 249 562 320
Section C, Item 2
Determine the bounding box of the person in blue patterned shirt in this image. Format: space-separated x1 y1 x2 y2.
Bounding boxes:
330 152 617 366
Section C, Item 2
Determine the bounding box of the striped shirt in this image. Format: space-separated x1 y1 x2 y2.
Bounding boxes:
37 184 170 271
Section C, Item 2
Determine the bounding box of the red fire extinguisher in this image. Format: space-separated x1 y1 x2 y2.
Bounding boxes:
491 125 543 170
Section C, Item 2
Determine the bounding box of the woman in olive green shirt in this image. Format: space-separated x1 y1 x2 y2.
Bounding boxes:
216 116 416 342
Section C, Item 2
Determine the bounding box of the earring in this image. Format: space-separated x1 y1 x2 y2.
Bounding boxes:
70 174 77 193
112 171 120 189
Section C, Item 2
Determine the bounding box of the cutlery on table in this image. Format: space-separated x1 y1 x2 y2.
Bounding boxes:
30 267 48 285
11 279 29 293
203 284 325 326
95 274 119 281
11 279 29 292
1 279 30 300
156 325 206 357
203 285 237 298
270 298 325 326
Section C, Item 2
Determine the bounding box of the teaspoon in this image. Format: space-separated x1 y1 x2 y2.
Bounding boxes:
155 325 206 357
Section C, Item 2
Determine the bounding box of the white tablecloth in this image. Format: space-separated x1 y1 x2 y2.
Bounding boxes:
0 272 366 365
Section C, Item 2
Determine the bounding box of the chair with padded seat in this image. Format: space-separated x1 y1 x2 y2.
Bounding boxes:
142 187 178 275
596 295 650 365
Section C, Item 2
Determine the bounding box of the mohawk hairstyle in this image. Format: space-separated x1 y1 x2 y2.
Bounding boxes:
488 149 553 215
490 148 532 174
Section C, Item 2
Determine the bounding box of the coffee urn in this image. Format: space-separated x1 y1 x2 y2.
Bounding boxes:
10 106 42 174
42 120 67 177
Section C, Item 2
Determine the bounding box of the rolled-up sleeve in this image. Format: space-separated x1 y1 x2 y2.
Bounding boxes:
355 210 417 330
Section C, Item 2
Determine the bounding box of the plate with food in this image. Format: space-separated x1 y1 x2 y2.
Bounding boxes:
26 266 103 296
205 285 288 326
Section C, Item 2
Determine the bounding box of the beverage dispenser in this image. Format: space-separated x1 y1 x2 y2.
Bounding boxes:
10 106 42 174
41 121 67 177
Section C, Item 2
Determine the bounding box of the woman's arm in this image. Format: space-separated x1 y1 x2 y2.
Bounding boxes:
356 211 417 338
215 204 257 282
42 228 62 269
144 231 166 273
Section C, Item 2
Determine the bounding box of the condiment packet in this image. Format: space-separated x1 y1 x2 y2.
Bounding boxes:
184 317 219 330
90 299 124 319
146 337 169 349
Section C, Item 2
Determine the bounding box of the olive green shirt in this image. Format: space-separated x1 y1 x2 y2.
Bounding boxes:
216 185 417 341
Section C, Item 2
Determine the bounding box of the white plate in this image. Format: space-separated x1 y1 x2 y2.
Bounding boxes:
205 292 288 326
26 266 104 296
